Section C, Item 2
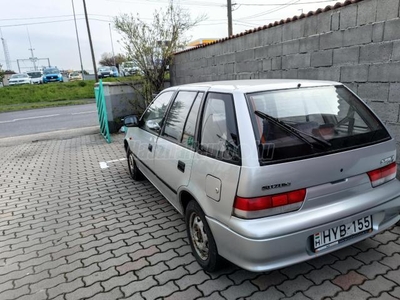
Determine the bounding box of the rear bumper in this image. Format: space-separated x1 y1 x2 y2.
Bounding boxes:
208 188 400 272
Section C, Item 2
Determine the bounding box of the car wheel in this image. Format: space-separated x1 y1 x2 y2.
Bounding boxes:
186 200 220 272
127 148 143 181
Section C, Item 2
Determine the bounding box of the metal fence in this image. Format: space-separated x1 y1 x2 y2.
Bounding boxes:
94 80 111 143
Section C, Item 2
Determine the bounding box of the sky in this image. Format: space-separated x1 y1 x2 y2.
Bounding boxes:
0 0 342 73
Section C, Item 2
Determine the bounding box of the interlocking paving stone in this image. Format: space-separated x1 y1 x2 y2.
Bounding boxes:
331 286 372 300
280 291 311 300
1 133 399 300
370 292 399 300
245 286 285 299
198 275 234 296
359 275 397 297
220 280 259 299
384 268 400 284
331 257 364 274
196 291 227 300
358 261 391 279
276 275 314 297
251 270 288 290
304 281 342 299
332 270 367 291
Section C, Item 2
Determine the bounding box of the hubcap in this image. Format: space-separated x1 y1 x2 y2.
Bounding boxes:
189 212 209 260
128 153 135 176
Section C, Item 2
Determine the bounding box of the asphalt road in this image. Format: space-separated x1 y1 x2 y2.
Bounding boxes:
0 103 99 138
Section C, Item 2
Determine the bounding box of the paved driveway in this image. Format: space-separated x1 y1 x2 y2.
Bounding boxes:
0 133 399 300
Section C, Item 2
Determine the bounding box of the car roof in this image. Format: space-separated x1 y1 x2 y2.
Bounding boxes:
175 79 341 93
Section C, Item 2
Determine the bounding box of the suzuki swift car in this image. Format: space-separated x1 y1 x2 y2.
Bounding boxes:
123 80 400 272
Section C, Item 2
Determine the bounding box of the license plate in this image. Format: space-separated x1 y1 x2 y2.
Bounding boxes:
314 215 372 252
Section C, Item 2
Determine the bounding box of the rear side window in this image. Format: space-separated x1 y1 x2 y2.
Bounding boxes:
200 93 240 163
247 86 390 164
163 91 198 141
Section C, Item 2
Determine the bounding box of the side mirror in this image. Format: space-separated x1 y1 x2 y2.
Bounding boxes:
123 115 139 127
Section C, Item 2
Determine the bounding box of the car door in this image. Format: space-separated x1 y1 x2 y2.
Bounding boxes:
153 91 204 206
129 90 175 172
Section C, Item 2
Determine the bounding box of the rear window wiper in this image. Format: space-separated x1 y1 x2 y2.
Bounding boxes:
254 110 331 148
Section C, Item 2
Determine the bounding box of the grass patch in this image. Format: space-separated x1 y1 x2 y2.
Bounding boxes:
0 99 95 113
0 76 142 112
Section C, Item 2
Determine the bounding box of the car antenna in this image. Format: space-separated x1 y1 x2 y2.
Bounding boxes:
297 83 301 89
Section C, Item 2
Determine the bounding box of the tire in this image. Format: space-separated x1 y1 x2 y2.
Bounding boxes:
185 200 220 272
127 148 143 181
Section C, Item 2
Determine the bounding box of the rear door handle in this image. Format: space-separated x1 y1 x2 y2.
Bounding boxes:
148 144 153 152
177 160 185 173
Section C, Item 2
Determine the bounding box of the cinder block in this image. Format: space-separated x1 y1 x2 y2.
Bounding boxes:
389 83 400 102
392 41 400 61
343 25 373 47
304 15 318 36
272 57 282 70
254 47 268 59
298 68 318 80
282 53 311 69
341 65 369 82
357 0 377 25
316 66 341 81
293 19 306 39
376 0 399 21
236 60 260 73
317 11 332 33
299 35 319 53
368 101 399 123
372 22 385 42
357 83 390 101
283 22 294 41
224 63 234 74
235 49 254 62
384 19 400 41
333 46 360 65
340 5 358 29
282 40 300 55
282 69 298 79
262 59 272 71
311 50 333 67
320 31 343 50
360 42 393 63
262 26 282 45
369 62 400 82
331 11 340 31
267 44 282 57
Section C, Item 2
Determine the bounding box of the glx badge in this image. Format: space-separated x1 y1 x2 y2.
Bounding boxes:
380 156 395 165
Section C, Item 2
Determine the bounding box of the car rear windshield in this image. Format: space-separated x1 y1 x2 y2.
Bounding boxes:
246 85 390 164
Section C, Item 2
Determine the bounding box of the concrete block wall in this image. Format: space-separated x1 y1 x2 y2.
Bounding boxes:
171 0 400 155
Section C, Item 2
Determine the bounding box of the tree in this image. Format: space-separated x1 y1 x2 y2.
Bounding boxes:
114 1 204 103
99 52 127 66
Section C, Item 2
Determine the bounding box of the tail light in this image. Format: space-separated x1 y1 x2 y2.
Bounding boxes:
367 162 397 187
233 189 306 219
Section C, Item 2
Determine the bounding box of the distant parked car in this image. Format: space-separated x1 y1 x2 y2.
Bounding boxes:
26 71 43 84
8 74 32 86
98 66 118 78
43 67 63 83
120 61 140 76
69 72 83 81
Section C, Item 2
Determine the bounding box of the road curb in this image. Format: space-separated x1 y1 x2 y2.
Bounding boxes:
0 126 100 146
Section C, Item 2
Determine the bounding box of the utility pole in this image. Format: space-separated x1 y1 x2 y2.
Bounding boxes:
109 23 116 66
83 0 98 81
227 0 233 36
71 0 85 79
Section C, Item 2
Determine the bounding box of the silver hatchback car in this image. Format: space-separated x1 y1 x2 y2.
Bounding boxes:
123 80 400 272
